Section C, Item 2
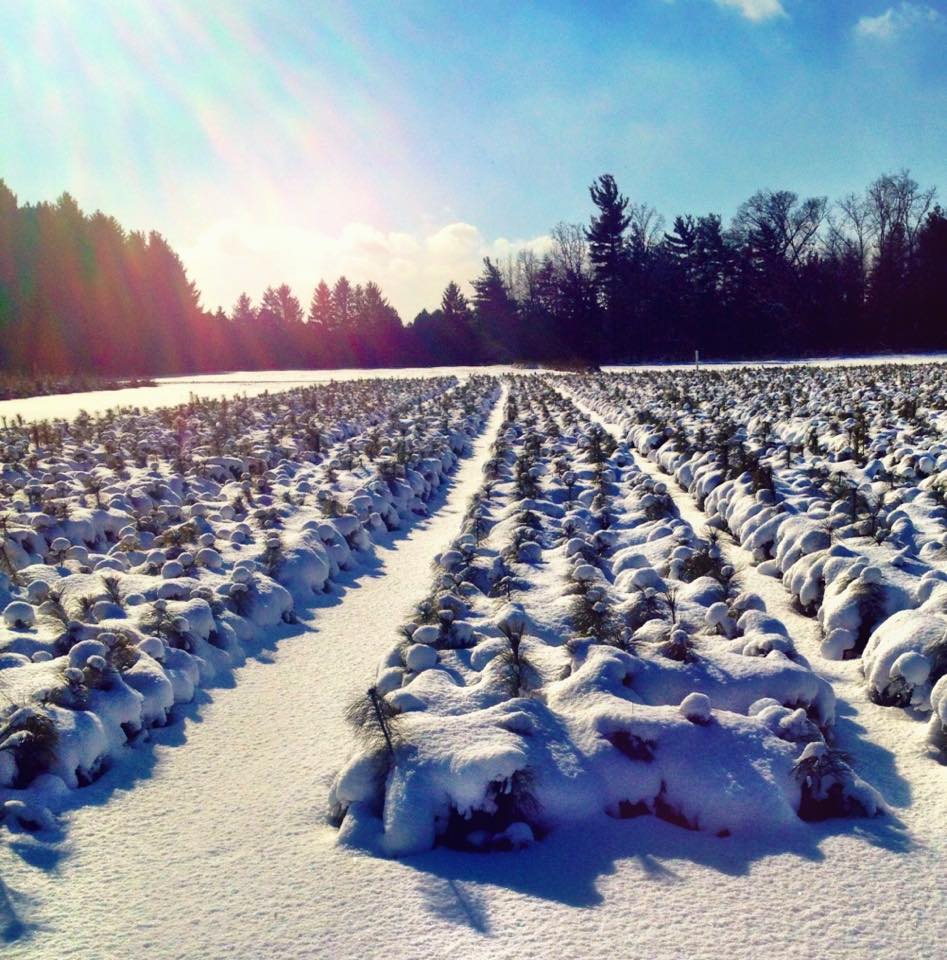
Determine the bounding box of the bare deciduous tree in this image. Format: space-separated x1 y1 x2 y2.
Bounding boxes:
733 189 828 266
866 169 936 255
550 221 589 277
628 202 665 252
828 192 872 273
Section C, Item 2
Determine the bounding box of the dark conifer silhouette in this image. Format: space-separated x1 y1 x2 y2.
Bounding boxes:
585 174 631 360
471 258 519 361
308 280 333 327
0 169 945 382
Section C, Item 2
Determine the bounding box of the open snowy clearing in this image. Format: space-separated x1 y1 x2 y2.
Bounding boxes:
2 366 947 959
4 353 944 425
0 366 515 424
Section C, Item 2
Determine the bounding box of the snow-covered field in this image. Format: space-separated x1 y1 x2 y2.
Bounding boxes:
0 366 514 424
5 354 942 425
2 364 947 959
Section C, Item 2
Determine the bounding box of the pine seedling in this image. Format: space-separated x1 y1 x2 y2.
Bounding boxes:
0 705 58 788
100 574 124 607
792 744 874 820
662 584 679 624
658 627 695 663
495 611 536 697
345 686 403 763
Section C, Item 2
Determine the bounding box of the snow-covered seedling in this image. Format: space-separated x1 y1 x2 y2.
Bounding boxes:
0 374 501 826
346 686 403 761
793 743 883 821
562 365 947 745
494 606 537 697
0 706 58 790
679 692 712 725
331 377 883 858
3 600 35 630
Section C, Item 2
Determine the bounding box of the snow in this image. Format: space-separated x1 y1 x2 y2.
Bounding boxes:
3 367 947 959
679 691 712 724
331 382 874 865
2 602 35 629
605 351 947 374
0 375 499 816
0 365 514 424
6 353 944 425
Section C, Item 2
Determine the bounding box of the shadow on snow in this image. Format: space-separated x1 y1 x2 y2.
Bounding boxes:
0 443 482 944
400 805 912 936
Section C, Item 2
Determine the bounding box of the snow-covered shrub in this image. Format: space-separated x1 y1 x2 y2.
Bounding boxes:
331 377 880 857
0 373 501 827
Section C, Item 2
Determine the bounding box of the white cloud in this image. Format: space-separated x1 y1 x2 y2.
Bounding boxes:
425 222 483 261
178 219 551 322
855 3 944 40
715 0 786 22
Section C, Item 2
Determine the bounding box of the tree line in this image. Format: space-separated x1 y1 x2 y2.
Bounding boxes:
1 170 944 375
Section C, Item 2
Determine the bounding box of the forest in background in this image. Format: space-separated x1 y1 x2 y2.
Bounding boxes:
1 170 945 376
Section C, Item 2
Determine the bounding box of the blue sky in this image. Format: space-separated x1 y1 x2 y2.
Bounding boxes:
1 0 944 317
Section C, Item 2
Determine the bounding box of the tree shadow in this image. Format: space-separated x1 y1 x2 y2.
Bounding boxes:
831 698 913 809
1 873 37 946
419 876 493 934
402 806 912 928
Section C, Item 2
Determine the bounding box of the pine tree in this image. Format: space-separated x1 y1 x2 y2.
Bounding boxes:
308 280 333 326
361 281 399 334
231 292 256 325
258 286 280 326
331 276 353 329
472 258 518 361
351 283 366 327
586 174 631 357
275 283 304 324
441 280 469 321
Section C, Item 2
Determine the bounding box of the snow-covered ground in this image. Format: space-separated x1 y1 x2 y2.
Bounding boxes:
0 366 514 424
7 352 944 424
3 367 947 960
564 365 947 727
334 380 873 856
0 376 499 817
606 351 947 374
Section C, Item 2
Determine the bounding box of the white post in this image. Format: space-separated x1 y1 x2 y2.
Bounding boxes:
695 349 700 371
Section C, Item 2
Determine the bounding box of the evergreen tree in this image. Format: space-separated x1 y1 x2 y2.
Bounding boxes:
909 208 947 348
231 292 256 325
472 258 519 360
586 174 631 358
1 169 945 377
274 283 304 325
361 281 399 334
331 276 354 330
258 286 281 327
308 280 333 326
441 280 469 322
351 283 366 327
